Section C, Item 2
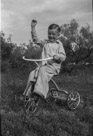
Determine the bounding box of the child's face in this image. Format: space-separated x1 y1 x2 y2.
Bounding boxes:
48 28 59 42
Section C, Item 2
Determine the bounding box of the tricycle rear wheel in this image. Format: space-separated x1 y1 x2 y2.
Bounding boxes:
67 91 80 110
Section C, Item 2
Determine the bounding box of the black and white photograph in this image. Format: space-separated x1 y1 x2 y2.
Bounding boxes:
1 0 93 136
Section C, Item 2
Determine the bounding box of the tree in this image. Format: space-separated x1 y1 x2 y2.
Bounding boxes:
59 20 93 74
1 31 17 71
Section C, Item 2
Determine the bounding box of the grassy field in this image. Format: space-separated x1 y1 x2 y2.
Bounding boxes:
1 65 93 136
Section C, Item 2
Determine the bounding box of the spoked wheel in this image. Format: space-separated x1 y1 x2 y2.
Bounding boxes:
67 91 80 110
24 96 39 114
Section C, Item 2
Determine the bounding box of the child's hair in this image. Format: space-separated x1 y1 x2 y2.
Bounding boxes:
48 24 61 32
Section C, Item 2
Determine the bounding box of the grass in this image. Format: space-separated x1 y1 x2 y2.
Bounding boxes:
1 65 93 136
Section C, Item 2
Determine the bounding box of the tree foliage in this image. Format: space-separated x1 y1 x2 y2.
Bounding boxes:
59 19 93 74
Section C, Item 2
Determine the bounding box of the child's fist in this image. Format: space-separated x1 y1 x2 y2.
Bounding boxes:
31 20 37 27
53 55 61 63
53 55 59 60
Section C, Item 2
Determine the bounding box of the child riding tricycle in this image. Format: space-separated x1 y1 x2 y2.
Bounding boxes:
22 19 80 114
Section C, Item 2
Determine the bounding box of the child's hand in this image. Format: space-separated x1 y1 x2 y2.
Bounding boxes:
53 55 61 63
47 59 54 65
31 20 37 27
53 55 59 60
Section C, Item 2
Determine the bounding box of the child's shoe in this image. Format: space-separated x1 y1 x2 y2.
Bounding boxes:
24 93 40 114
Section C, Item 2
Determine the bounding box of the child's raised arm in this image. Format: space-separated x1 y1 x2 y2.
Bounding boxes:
31 20 44 47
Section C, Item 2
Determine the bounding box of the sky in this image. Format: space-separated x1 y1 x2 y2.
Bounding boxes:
1 0 93 45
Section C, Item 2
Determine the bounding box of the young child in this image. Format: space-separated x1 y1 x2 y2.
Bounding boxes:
23 20 66 104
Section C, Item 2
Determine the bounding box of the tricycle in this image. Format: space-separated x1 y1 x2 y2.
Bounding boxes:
23 56 80 114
